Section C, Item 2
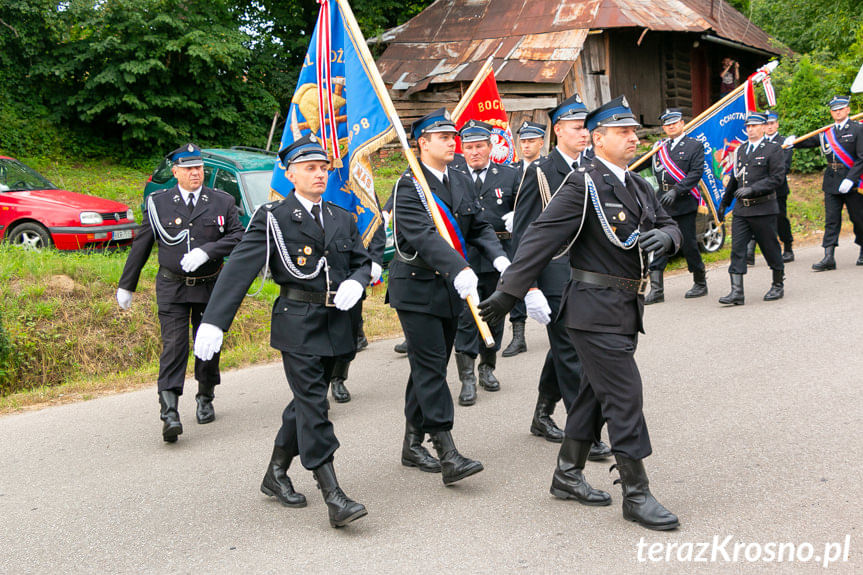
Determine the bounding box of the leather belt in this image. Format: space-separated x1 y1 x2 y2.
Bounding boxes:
660 182 674 192
496 231 512 240
158 266 221 286
740 192 776 207
827 162 846 170
280 287 336 307
571 268 648 295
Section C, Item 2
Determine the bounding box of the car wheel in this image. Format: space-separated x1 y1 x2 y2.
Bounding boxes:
698 220 725 253
7 222 53 250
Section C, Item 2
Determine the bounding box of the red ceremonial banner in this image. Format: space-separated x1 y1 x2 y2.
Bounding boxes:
454 70 517 164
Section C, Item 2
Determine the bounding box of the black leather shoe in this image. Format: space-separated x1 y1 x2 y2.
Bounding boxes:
260 446 307 508
393 340 408 354
313 462 367 528
812 247 836 271
857 247 863 266
644 270 664 305
456 352 477 406
587 440 612 461
530 394 564 443
718 273 744 306
356 327 368 352
783 249 795 263
550 438 612 506
329 359 351 403
159 390 183 443
195 382 215 424
401 422 441 473
430 431 483 485
763 269 784 301
477 350 500 392
502 321 527 357
612 454 679 530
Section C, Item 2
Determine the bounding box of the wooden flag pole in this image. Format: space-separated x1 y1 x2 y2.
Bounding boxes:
336 0 495 347
630 61 779 172
785 111 863 148
451 56 495 123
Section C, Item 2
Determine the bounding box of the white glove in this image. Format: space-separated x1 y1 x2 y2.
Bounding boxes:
333 279 364 310
783 135 796 148
453 268 479 300
525 289 552 325
116 288 133 310
493 256 511 274
194 323 224 361
838 179 854 194
180 248 209 273
502 211 514 233
370 262 383 284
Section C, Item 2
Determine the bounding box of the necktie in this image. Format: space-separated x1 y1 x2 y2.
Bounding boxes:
186 194 195 213
442 174 451 193
473 168 485 192
572 160 579 170
310 204 324 233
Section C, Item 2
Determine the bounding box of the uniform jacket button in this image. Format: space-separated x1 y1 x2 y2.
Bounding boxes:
324 250 329 255
189 223 193 227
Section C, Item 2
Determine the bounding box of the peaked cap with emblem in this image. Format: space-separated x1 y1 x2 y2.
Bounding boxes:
518 121 547 140
411 108 458 140
168 143 204 167
549 93 588 124
659 108 683 126
278 134 328 166
744 112 767 126
585 96 641 131
458 119 493 143
829 95 850 111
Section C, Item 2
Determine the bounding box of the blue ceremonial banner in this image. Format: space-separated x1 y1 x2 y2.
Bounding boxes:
270 0 395 246
686 90 749 215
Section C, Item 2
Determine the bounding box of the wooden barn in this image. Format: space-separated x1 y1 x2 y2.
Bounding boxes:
375 0 786 136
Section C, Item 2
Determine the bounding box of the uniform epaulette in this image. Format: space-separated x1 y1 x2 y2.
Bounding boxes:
325 201 350 214
263 199 283 210
211 187 234 199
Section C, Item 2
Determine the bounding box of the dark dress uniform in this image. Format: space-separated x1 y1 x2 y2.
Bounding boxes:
718 134 786 303
647 135 706 301
119 182 243 435
796 114 863 267
764 130 795 254
452 161 518 398
202 193 371 469
389 163 505 427
513 147 592 445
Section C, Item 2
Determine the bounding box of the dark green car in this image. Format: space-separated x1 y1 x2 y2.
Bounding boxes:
143 147 277 227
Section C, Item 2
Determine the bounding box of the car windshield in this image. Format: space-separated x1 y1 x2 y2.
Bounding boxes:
241 171 276 210
0 159 56 192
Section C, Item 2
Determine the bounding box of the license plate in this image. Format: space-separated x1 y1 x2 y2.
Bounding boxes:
113 229 133 240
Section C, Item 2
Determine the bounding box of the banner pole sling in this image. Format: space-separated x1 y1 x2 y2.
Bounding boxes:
336 0 495 347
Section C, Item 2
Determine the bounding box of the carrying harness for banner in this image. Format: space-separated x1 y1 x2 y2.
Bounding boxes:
392 174 468 263
823 127 863 190
655 141 704 205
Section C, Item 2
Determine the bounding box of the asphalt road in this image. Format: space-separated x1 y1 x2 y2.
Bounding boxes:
2 242 862 574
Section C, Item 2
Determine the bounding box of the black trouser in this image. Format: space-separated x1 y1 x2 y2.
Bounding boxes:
776 194 793 247
729 214 784 275
822 191 863 248
509 299 527 323
275 352 339 470
536 294 582 412
455 271 504 356
649 211 704 274
398 310 457 433
566 329 651 460
156 301 219 394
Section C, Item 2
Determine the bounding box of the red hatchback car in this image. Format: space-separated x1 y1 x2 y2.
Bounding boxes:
0 156 137 250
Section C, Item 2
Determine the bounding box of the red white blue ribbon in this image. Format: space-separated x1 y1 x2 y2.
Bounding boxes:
656 141 704 205
824 127 863 189
411 177 467 259
315 0 341 165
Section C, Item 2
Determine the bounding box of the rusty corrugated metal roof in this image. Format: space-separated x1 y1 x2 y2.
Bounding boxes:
378 0 783 89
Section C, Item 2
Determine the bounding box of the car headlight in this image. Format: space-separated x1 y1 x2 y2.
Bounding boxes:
80 211 104 225
126 208 134 221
